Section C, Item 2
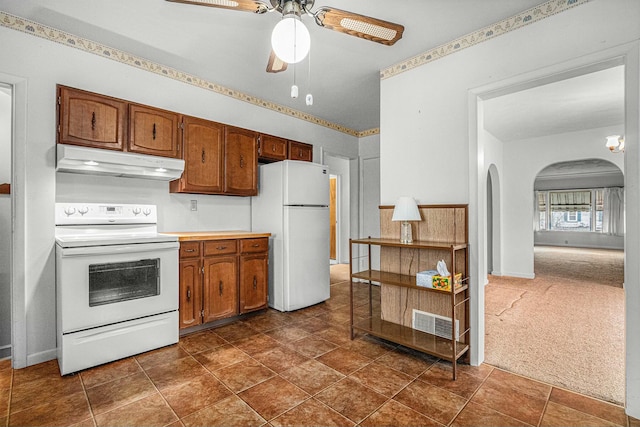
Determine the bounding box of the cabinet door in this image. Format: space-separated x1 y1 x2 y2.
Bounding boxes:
203 255 238 322
224 126 258 196
58 85 126 151
171 116 224 193
128 104 180 158
240 253 268 314
287 141 313 162
179 259 202 329
258 134 287 162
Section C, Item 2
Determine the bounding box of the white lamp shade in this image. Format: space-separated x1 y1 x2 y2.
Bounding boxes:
392 196 421 221
271 16 310 64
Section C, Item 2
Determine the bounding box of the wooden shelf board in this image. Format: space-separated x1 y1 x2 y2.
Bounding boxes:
352 270 468 295
351 237 467 251
352 317 469 361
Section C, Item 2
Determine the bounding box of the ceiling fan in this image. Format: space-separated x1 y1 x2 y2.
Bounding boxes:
166 0 405 73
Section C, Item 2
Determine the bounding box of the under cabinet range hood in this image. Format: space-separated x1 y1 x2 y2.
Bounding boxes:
56 144 185 181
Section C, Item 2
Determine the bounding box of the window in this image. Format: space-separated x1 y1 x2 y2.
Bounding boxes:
537 189 604 233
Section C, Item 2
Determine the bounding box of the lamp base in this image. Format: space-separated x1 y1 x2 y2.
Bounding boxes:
400 221 413 244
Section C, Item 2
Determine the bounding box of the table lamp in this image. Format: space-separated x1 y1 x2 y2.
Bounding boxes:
392 196 421 243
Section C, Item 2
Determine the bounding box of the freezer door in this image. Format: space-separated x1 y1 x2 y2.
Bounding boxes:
283 206 330 310
283 161 329 206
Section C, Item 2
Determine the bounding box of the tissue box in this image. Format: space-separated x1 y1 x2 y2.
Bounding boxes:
416 270 438 287
432 273 463 291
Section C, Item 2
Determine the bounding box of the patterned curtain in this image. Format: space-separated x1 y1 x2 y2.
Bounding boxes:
549 190 591 212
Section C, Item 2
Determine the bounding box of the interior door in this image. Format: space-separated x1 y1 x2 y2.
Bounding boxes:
329 176 337 261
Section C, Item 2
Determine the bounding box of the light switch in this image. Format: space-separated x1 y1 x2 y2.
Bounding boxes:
190 200 197 211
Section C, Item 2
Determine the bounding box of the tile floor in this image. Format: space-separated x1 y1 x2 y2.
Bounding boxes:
0 280 635 427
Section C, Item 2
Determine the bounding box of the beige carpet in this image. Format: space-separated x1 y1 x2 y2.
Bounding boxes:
485 245 625 404
330 263 351 284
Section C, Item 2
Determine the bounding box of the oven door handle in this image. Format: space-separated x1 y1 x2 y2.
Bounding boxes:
58 241 179 257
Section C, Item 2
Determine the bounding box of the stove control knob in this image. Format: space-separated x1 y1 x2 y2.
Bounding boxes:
132 207 141 216
64 207 76 216
78 207 89 216
143 208 151 216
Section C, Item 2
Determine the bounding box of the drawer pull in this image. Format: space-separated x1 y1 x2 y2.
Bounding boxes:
184 249 196 253
252 243 260 247
216 246 227 250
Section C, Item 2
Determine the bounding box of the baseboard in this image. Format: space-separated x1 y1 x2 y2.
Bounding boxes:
26 348 57 367
492 271 535 279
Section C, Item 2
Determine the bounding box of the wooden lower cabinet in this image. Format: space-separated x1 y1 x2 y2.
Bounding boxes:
178 236 269 329
240 253 268 313
178 258 202 328
203 255 238 322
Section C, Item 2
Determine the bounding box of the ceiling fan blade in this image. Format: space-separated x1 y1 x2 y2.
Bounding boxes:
314 7 404 46
166 0 270 14
266 50 288 73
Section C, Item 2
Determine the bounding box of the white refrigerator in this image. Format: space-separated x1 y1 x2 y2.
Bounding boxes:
251 160 330 311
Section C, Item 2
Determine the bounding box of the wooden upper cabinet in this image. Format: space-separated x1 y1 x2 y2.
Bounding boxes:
128 104 180 158
57 85 126 150
258 134 287 163
170 116 224 194
288 140 313 162
224 126 258 196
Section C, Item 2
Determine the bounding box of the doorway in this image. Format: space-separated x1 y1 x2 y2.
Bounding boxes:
0 83 12 361
478 64 626 404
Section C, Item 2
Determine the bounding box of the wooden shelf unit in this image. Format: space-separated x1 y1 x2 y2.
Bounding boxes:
349 204 470 380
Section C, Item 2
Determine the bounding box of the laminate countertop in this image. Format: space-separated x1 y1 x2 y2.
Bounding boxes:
161 231 271 241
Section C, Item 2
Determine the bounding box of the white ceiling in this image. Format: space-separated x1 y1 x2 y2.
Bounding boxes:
483 65 625 143
0 0 561 133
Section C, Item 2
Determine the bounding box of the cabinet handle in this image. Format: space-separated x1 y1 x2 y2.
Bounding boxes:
152 123 157 140
257 136 261 155
253 276 257 290
239 155 245 169
184 248 195 253
299 148 303 157
186 287 191 301
202 149 206 163
219 280 223 296
252 243 260 247
216 246 227 250
272 144 276 152
91 112 96 130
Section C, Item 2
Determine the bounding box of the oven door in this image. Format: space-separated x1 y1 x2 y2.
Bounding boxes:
56 241 179 333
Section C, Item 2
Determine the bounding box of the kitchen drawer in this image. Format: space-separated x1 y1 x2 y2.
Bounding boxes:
179 241 201 259
240 238 269 254
204 240 237 256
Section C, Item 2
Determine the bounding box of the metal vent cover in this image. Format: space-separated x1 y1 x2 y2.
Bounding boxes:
412 309 459 340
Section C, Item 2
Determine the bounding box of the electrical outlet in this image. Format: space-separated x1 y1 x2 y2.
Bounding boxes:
190 200 197 211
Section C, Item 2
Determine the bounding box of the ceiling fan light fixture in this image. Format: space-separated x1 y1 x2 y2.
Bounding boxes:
271 15 310 64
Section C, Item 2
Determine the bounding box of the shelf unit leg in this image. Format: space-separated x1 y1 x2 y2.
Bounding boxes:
349 239 355 340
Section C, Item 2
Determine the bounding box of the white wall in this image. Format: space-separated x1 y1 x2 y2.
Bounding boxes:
0 88 11 359
380 0 640 415
0 24 359 368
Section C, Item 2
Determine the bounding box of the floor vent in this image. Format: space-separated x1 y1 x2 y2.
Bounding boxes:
412 309 459 340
